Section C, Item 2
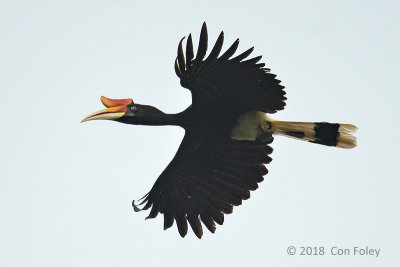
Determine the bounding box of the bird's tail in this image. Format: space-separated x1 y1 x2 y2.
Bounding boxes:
268 120 357 148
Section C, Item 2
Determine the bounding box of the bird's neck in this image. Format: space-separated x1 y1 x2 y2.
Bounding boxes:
124 107 189 128
142 112 186 127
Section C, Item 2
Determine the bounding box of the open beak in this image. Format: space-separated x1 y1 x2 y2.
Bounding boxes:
81 96 133 123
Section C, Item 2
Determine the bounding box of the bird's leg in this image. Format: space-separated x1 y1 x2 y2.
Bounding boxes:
256 121 273 142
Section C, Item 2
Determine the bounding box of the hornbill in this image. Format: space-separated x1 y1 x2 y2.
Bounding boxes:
82 23 357 239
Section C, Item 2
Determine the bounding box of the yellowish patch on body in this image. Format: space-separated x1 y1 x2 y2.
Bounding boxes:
230 111 269 141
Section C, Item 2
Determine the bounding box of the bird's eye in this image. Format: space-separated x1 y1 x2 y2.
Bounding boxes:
130 106 137 111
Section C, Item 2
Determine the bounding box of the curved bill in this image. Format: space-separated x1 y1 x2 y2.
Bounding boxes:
81 105 127 123
81 96 133 123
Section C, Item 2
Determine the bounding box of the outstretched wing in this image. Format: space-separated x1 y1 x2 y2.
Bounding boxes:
133 132 273 238
174 22 286 114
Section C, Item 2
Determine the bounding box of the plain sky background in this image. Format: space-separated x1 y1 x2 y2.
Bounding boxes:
1 0 399 266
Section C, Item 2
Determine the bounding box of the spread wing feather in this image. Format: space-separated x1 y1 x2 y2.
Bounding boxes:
175 22 286 113
133 134 273 238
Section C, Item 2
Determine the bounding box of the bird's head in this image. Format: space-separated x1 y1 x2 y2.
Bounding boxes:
81 96 164 125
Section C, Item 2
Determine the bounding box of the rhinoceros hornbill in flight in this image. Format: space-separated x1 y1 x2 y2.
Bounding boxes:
82 22 357 238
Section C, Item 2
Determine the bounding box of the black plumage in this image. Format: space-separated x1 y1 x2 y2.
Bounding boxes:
132 23 285 238
83 22 357 238
176 23 286 115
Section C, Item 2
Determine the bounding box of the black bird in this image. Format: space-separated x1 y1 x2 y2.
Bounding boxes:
82 23 357 238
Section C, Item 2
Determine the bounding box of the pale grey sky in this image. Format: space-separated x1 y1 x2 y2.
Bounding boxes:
1 0 399 266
